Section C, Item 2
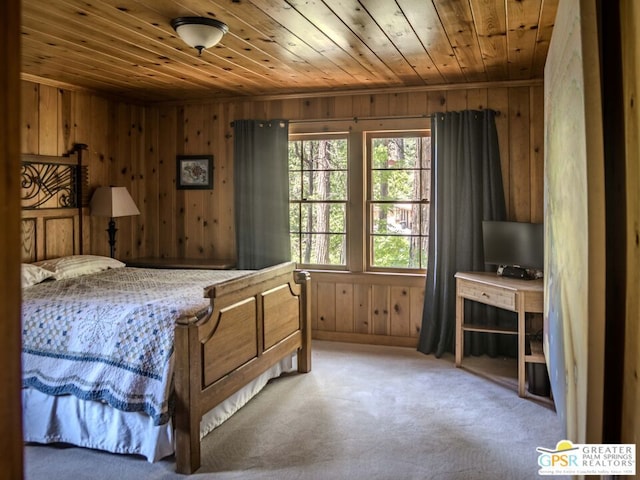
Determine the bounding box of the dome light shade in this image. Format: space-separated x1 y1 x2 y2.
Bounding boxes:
171 17 229 55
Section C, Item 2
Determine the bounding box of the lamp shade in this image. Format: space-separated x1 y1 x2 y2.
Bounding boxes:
90 186 140 218
171 17 229 55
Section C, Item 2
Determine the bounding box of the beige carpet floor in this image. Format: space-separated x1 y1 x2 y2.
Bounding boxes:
25 340 567 480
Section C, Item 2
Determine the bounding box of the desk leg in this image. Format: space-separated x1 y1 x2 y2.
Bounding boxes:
455 287 463 367
517 295 526 397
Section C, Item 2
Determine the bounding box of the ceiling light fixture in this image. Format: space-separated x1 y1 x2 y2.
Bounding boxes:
170 16 229 56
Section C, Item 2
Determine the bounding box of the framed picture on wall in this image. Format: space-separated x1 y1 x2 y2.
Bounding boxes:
176 155 213 190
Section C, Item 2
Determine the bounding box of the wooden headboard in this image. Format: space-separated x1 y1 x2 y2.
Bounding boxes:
21 144 89 263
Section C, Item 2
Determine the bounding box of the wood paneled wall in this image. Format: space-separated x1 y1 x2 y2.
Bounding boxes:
20 80 544 346
209 85 545 346
215 85 545 223
21 82 146 259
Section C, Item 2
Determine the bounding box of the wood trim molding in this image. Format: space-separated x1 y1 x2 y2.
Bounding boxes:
21 73 92 94
22 70 544 108
20 73 149 107
313 330 418 348
154 79 545 106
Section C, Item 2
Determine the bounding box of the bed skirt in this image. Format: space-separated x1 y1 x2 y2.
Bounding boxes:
24 354 295 462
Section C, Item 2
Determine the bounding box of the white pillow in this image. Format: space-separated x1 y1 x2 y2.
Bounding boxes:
34 255 125 280
21 263 55 288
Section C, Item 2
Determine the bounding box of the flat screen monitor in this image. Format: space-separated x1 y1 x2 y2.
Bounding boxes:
482 221 544 270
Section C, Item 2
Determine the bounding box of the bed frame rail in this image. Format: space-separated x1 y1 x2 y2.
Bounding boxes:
173 262 311 474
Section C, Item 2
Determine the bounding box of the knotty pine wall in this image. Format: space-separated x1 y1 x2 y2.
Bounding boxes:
21 79 544 347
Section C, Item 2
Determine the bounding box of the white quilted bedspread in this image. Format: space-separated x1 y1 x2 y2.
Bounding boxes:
22 267 250 425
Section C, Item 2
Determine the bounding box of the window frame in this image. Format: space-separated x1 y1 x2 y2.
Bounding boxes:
288 132 350 271
365 130 431 274
289 118 430 274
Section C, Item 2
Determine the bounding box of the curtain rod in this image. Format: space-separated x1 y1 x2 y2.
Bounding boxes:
288 109 500 125
229 110 500 127
290 113 432 124
230 114 430 128
229 114 431 128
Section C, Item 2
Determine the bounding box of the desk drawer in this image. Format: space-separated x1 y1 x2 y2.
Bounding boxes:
458 281 516 310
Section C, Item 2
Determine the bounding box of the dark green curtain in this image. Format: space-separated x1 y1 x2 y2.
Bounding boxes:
418 109 510 358
233 119 290 269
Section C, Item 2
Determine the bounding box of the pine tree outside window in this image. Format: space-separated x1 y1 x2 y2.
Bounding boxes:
367 132 430 270
288 125 430 273
289 134 348 267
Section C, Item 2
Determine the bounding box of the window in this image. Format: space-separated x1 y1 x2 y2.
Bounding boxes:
288 134 348 267
367 132 430 270
288 123 430 272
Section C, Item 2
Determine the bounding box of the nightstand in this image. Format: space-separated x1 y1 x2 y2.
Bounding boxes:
454 271 544 397
126 257 236 270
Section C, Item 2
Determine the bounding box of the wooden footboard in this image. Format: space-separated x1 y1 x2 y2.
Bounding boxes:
173 262 311 474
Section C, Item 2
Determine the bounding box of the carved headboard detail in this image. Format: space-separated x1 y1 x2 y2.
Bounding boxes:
21 159 89 209
21 144 90 263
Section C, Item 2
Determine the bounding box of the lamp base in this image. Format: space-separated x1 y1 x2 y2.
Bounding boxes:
107 218 117 258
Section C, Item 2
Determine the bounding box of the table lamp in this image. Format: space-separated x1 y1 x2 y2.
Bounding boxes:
90 186 140 258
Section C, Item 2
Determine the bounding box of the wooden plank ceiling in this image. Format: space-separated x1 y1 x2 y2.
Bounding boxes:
21 0 558 103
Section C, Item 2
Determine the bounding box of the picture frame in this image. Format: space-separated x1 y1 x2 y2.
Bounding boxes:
176 155 214 190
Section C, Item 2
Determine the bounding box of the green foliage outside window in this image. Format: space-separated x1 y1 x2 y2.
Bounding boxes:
289 137 347 266
370 135 430 269
288 132 430 270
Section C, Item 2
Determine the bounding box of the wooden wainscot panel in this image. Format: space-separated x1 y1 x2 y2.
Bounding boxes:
410 286 424 337
335 283 354 333
372 285 390 335
390 286 411 337
263 284 299 349
310 271 425 346
310 278 318 331
202 297 258 387
316 282 336 331
353 283 371 334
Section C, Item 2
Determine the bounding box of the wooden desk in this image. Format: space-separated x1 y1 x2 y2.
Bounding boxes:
454 271 544 397
126 257 236 270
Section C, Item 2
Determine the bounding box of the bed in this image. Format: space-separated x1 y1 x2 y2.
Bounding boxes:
20 146 311 474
